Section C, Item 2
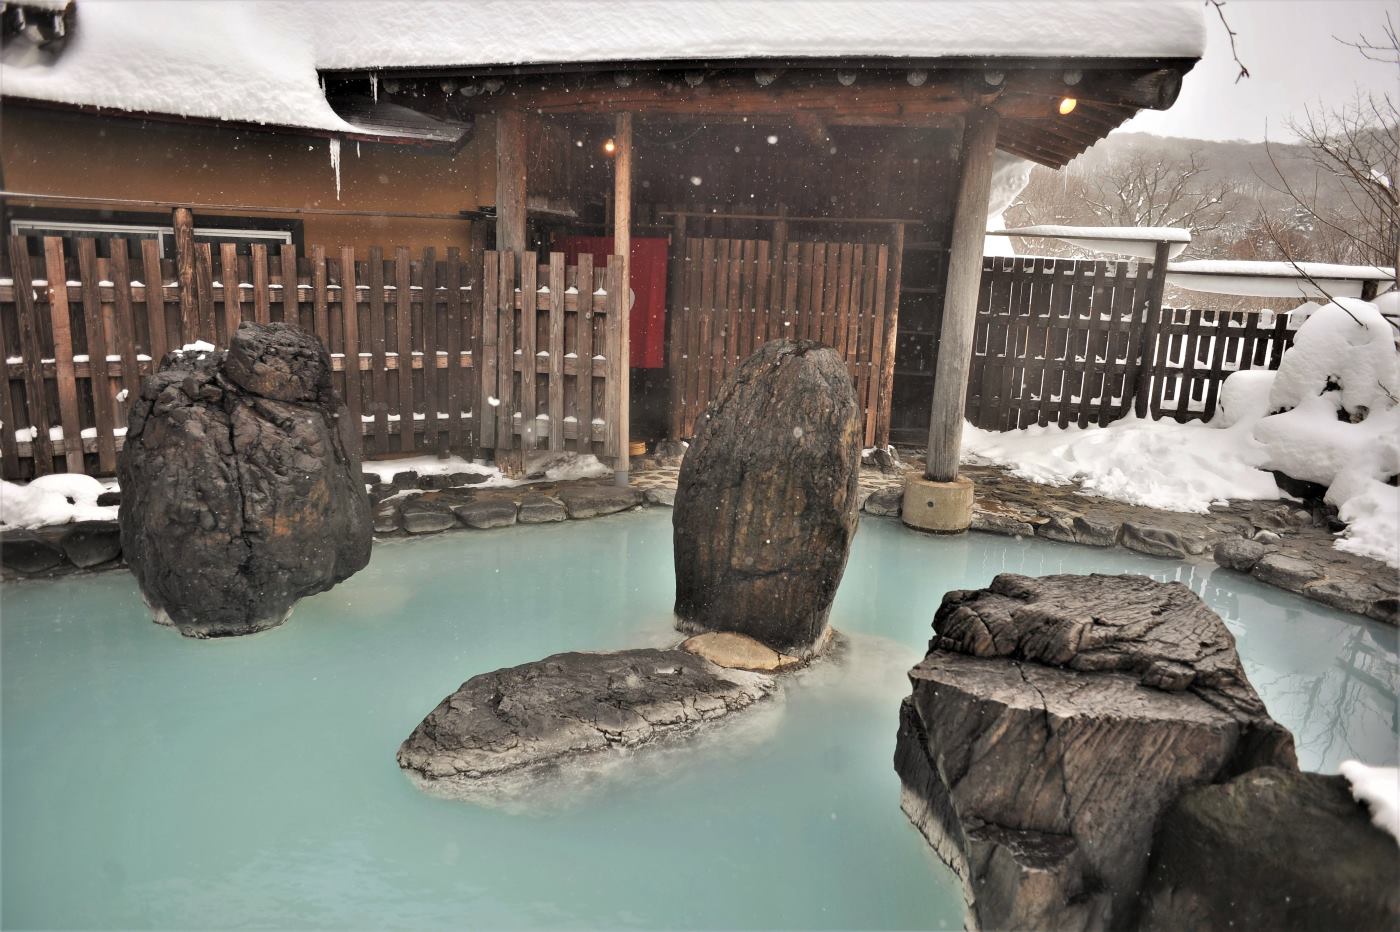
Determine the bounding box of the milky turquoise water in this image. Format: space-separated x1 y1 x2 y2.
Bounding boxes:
3 511 1396 929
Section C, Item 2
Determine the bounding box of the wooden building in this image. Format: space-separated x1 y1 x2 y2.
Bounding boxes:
0 1 1204 496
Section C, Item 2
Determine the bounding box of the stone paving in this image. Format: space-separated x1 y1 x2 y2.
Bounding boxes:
3 449 1394 626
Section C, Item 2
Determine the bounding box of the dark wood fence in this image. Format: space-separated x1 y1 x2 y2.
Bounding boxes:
668 236 898 445
0 236 623 479
967 256 1294 430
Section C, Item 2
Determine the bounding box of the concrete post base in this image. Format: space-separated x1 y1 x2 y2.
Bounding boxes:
901 475 974 534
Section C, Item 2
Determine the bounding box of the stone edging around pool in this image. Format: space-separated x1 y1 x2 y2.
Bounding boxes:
3 461 1393 627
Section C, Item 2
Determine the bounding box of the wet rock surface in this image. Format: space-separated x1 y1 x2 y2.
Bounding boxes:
895 573 1297 930
673 341 862 655
0 530 64 574
398 648 775 791
1140 767 1400 931
59 520 122 568
118 322 371 637
557 484 643 518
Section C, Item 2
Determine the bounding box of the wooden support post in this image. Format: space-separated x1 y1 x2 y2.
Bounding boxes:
613 111 633 486
495 111 527 256
171 206 198 344
875 221 905 449
1132 239 1172 419
924 108 999 483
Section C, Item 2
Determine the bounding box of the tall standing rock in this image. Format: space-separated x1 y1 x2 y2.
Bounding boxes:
119 322 372 637
673 340 861 656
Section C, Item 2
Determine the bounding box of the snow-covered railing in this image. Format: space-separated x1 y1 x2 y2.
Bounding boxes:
989 225 1192 261
1164 260 1396 301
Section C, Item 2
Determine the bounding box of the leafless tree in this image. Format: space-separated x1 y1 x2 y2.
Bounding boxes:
1263 14 1399 291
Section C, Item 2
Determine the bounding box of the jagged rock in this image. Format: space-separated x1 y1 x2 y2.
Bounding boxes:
517 494 568 523
1140 767 1400 931
399 499 456 534
0 530 64 574
1121 522 1191 559
652 438 689 466
557 484 643 518
861 446 902 473
680 631 803 673
674 341 861 656
397 648 775 794
1214 536 1268 573
118 322 372 637
1251 528 1283 543
452 499 518 529
1035 515 1078 544
390 470 420 490
895 573 1296 930
643 486 676 507
59 520 121 568
862 486 903 517
1252 552 1319 591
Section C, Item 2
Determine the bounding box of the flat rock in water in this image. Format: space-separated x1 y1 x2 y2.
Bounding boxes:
673 340 861 656
862 486 903 517
1140 767 1400 930
643 486 676 507
517 494 568 523
397 648 775 797
0 531 63 574
400 500 456 534
557 485 643 518
895 573 1296 930
1252 552 1319 591
118 322 371 637
60 520 122 568
451 499 518 529
680 631 803 672
1215 536 1268 572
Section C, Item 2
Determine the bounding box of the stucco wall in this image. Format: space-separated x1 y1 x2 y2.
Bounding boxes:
0 106 494 253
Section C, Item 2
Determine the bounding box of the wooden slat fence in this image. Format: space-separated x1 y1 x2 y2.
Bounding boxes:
0 236 623 478
967 256 1294 430
668 236 896 446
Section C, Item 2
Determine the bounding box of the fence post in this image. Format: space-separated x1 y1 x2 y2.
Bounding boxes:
1132 239 1172 419
172 207 198 345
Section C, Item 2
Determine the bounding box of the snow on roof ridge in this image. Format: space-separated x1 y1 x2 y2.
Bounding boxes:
997 225 1193 243
0 1 1205 133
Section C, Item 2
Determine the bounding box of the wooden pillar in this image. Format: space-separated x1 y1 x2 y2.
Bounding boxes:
171 206 198 345
495 111 527 256
924 108 999 483
613 111 633 485
1132 239 1173 419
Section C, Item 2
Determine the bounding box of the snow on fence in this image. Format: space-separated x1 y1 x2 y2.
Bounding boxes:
968 256 1293 431
0 235 624 479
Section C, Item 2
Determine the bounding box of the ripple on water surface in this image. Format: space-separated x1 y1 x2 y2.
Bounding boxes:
3 511 1395 929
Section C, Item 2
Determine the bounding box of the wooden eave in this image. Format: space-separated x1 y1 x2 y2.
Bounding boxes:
354 58 1196 168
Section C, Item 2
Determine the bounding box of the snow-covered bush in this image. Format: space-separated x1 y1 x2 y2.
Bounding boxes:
0 473 116 528
1244 298 1400 566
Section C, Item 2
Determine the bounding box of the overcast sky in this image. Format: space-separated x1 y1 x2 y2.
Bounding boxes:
1120 0 1396 142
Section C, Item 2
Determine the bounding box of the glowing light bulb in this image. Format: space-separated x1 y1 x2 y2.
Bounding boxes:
1058 97 1078 116
603 138 617 155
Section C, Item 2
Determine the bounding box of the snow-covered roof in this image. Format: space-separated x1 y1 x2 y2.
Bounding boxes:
0 0 1206 134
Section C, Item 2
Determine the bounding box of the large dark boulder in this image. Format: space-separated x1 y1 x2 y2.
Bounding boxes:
1140 767 1399 930
895 573 1297 930
673 340 861 655
398 648 774 800
118 322 372 637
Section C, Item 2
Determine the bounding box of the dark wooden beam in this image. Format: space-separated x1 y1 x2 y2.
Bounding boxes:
613 111 633 484
494 111 527 256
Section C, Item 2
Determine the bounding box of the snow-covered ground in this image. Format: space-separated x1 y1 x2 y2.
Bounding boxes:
0 474 118 529
964 296 1400 568
1340 761 1400 842
359 451 612 487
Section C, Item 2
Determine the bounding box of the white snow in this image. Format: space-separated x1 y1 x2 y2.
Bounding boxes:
1167 260 1396 300
1339 761 1399 842
984 152 1033 258
963 415 1279 513
176 340 216 354
964 297 1400 568
0 473 117 528
994 225 1192 260
359 451 611 487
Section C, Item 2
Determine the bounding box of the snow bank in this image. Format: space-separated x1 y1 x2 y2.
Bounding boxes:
1251 300 1400 566
964 298 1399 568
360 452 611 487
962 415 1278 513
0 474 117 528
1 1 1205 132
1339 761 1399 843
